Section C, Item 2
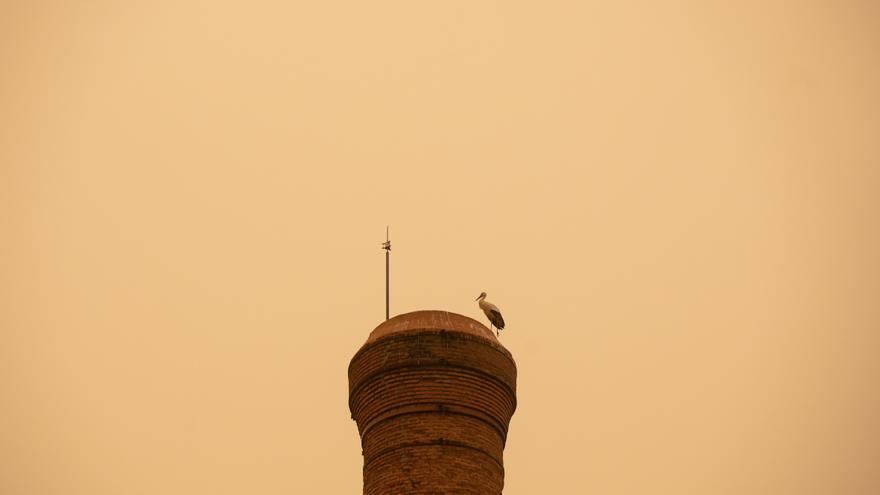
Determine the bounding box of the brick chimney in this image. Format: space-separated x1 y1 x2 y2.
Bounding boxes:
348 310 517 494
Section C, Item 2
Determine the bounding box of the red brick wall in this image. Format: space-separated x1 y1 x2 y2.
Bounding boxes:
349 325 517 494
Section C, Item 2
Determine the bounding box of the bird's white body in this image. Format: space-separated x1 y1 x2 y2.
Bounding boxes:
475 292 505 336
478 299 501 317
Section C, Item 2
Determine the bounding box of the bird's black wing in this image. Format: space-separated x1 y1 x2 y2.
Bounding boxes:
489 310 505 330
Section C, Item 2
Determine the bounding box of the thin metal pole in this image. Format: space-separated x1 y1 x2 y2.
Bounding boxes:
382 226 391 320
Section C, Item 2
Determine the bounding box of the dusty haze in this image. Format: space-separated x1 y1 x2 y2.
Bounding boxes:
2 2 878 494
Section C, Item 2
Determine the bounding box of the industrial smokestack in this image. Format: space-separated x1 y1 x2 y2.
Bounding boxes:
348 310 518 494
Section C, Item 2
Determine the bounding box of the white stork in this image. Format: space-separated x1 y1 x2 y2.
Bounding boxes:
475 292 505 336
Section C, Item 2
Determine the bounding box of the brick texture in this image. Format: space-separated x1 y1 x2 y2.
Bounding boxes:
349 311 517 494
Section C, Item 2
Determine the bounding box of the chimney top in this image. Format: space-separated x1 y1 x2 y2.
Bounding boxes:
366 309 497 344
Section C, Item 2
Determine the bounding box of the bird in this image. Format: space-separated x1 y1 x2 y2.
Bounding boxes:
475 292 505 336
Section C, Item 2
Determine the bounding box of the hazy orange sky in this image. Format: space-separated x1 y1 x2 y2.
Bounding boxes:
2 2 878 494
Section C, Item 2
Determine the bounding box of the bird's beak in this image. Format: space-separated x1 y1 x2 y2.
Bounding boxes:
474 295 480 301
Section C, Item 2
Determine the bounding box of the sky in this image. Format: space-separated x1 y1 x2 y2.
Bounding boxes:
2 1 879 494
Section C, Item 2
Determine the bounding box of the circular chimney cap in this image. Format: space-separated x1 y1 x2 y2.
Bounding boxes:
366 310 497 344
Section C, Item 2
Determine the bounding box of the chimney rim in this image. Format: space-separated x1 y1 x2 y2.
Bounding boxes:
366 310 498 344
